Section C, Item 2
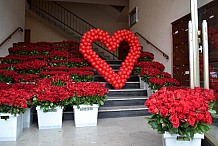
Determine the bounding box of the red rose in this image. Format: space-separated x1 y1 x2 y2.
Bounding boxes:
170 115 180 128
187 116 196 126
160 107 168 117
178 113 186 122
148 105 158 114
196 113 204 121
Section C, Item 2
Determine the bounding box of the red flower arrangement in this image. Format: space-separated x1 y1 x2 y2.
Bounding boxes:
8 46 51 55
0 64 15 70
14 60 48 74
148 77 180 90
145 86 216 140
65 82 109 107
0 88 33 116
14 74 40 83
139 67 171 82
138 51 154 62
40 70 94 82
48 58 90 67
32 78 108 112
134 61 165 75
49 50 71 59
0 70 18 83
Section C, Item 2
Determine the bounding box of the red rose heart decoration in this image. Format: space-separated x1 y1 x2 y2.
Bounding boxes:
79 29 141 89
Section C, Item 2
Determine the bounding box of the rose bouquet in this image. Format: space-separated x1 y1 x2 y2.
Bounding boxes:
145 86 216 140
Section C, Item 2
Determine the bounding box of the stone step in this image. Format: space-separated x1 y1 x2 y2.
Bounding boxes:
94 75 139 82
94 70 135 75
100 82 140 89
107 89 147 97
103 96 148 107
108 64 121 69
105 60 123 64
98 105 149 118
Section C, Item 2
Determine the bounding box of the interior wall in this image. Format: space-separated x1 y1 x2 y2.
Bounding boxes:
58 2 129 35
129 0 212 73
0 0 25 57
25 15 67 43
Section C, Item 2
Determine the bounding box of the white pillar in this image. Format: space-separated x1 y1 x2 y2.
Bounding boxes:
188 21 194 89
190 0 200 87
202 20 209 89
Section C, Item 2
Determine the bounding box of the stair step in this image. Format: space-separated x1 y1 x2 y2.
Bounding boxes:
104 96 148 107
107 96 147 100
94 70 135 75
98 105 149 118
100 82 140 89
94 75 139 82
107 89 147 96
105 60 123 64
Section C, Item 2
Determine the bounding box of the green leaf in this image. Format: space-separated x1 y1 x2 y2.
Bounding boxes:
209 109 216 114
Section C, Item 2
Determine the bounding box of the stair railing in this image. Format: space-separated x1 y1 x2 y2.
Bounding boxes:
135 32 169 60
30 0 119 60
0 27 23 47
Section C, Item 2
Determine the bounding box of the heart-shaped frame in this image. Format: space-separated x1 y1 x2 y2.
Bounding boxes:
80 29 141 89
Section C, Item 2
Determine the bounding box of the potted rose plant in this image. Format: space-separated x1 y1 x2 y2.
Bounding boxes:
145 86 216 146
65 82 108 127
0 87 32 141
32 76 72 129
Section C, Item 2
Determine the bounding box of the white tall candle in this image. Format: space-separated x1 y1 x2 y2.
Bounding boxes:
202 20 209 89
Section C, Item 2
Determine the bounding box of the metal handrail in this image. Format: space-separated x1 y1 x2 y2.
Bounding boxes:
135 32 169 60
30 0 119 60
0 27 23 47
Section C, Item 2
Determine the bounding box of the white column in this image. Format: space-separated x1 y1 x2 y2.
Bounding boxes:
190 0 200 87
188 21 194 89
202 20 209 89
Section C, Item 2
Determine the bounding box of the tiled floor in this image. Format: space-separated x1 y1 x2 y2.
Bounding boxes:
0 116 162 146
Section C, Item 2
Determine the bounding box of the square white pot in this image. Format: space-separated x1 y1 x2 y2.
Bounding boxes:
36 106 63 129
163 132 204 146
73 104 99 127
23 108 33 128
0 113 23 141
139 77 147 89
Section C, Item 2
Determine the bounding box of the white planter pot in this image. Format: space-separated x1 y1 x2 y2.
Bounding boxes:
162 132 204 146
151 90 158 94
139 77 147 89
147 86 152 97
0 113 23 141
36 106 63 129
23 108 33 128
73 104 99 127
147 87 157 97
